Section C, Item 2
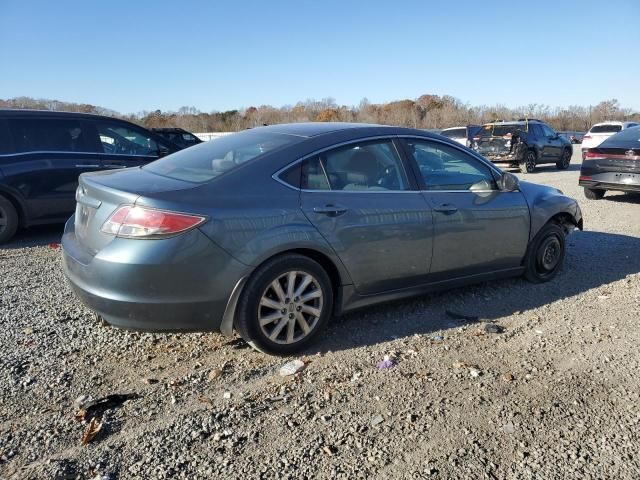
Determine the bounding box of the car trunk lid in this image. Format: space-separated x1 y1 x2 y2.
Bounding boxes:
73 168 199 254
585 147 640 172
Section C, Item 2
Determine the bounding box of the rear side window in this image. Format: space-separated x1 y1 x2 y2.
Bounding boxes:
145 130 300 183
590 124 622 134
307 140 409 191
8 118 96 153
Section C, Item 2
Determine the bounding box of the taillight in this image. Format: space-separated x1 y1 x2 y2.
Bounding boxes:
101 205 206 238
579 175 592 181
584 151 604 160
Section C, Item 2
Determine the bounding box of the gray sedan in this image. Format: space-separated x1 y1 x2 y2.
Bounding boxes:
62 123 583 354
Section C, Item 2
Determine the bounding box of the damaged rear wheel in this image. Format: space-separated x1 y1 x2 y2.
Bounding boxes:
519 150 537 174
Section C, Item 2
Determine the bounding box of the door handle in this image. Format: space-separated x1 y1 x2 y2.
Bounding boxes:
313 205 348 216
433 203 458 214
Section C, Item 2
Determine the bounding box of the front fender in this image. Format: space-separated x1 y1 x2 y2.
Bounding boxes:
518 181 582 241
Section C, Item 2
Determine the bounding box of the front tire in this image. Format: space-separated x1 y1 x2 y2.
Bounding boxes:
519 150 537 174
584 188 605 200
524 223 566 283
556 149 571 170
235 254 333 355
0 196 19 244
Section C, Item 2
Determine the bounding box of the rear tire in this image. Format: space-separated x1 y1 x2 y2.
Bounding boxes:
524 223 566 283
519 150 537 174
235 254 333 355
584 188 605 200
556 149 571 170
0 196 19 244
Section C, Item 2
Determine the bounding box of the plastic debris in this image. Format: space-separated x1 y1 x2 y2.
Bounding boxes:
377 355 396 370
279 359 306 376
371 414 384 426
484 323 504 334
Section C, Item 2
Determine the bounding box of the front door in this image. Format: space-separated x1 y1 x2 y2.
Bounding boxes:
400 138 530 281
298 139 433 295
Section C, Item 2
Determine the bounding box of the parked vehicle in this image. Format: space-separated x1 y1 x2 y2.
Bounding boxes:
473 120 573 174
62 123 582 354
579 126 640 200
440 125 481 147
151 127 202 149
581 122 639 158
558 131 585 144
0 110 181 243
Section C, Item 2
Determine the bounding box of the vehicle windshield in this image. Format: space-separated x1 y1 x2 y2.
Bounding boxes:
478 124 524 137
599 126 640 149
590 124 622 134
441 128 466 138
144 130 300 182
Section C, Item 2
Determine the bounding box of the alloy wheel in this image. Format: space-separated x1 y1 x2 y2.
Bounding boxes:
526 152 536 172
258 270 323 345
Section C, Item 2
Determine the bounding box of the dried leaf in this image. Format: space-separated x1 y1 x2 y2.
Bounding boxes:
198 395 214 405
81 417 102 445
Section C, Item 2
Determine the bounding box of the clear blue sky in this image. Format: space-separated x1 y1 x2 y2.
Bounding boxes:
1 0 638 114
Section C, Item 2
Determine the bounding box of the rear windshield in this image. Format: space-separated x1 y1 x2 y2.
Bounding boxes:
590 124 622 134
599 126 640 149
144 130 299 182
441 128 466 138
478 124 524 137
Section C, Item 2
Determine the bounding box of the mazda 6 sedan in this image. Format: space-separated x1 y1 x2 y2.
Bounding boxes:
62 123 583 354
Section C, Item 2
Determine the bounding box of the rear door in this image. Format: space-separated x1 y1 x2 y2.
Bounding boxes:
4 116 104 221
400 138 530 280
297 138 434 295
91 119 172 170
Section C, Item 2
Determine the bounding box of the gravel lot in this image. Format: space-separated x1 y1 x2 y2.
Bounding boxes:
1 147 639 479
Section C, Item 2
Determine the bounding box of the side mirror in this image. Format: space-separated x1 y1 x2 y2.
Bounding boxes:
498 172 519 192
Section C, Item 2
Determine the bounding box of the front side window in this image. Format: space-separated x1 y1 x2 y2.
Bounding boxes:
95 121 159 156
540 124 556 137
406 140 497 191
302 140 409 191
8 118 95 153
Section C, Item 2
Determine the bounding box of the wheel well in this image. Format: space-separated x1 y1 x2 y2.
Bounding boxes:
0 191 25 227
549 212 581 233
285 248 343 295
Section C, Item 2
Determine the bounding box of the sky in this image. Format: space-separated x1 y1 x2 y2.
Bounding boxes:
1 0 639 114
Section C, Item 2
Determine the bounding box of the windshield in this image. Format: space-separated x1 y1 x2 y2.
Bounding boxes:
590 124 622 134
599 126 640 149
478 124 524 137
144 130 300 182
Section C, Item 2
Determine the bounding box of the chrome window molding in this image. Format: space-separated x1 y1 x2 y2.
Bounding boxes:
0 150 157 158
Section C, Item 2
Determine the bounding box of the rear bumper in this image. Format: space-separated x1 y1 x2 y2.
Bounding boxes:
62 218 249 332
579 171 640 192
479 152 522 163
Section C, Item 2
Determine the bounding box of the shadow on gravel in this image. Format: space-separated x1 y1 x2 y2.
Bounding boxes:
0 224 64 250
601 193 640 204
312 230 640 354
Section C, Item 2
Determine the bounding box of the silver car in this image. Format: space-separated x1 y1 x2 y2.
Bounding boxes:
62 123 583 354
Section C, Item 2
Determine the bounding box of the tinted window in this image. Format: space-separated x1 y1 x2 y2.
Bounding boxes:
590 124 622 134
599 126 640 149
441 128 466 138
145 130 300 183
478 124 524 137
0 119 14 155
530 124 544 139
95 121 160 156
540 124 556 137
303 140 409 191
8 118 95 153
407 140 497 191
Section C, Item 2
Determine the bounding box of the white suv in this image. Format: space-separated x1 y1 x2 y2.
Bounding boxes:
581 121 639 157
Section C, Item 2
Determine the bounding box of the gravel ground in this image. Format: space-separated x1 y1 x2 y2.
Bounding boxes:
1 147 639 479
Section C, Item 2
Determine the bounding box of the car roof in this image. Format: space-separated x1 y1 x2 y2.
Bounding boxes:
248 122 435 138
591 121 624 126
0 108 123 121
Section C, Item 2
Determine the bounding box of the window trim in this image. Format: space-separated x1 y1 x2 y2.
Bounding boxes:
397 136 506 193
273 136 421 194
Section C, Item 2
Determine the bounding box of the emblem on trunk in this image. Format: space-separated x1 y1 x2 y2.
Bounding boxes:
625 150 635 157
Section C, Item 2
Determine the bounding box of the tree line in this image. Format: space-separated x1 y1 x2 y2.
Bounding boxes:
2 95 638 133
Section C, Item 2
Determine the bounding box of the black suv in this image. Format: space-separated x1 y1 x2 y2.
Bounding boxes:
473 120 573 173
0 110 180 243
151 127 202 149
